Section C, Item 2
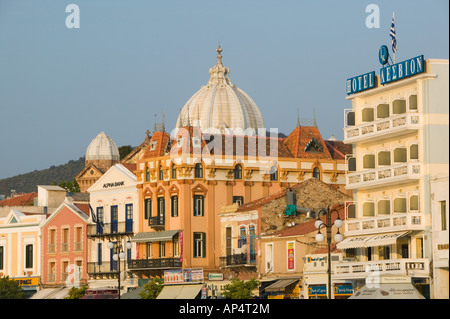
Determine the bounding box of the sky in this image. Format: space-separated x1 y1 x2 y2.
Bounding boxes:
0 0 448 180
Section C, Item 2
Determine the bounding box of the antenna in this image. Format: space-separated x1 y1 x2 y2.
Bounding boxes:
297 106 300 128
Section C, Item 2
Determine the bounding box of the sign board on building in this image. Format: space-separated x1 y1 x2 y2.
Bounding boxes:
346 71 376 95
308 285 327 297
13 277 39 286
380 55 424 85
287 242 295 270
208 273 224 281
334 285 353 296
163 268 204 285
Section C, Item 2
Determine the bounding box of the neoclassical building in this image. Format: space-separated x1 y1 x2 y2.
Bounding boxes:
127 47 352 280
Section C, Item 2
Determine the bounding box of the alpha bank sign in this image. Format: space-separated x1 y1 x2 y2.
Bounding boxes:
346 54 425 95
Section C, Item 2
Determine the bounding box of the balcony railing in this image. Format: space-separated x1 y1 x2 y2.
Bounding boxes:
148 215 165 229
127 258 182 270
344 213 424 236
344 113 421 144
346 163 421 190
87 261 127 275
87 221 134 238
220 253 257 267
333 258 430 279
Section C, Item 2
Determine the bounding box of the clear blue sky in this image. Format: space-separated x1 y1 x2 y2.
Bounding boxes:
0 0 448 179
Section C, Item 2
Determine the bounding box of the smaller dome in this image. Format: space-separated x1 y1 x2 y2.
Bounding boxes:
86 132 120 161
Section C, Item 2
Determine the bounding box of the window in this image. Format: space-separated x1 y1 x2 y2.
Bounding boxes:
226 227 232 257
401 244 409 259
125 204 133 232
363 202 375 217
362 107 374 122
238 227 246 248
159 166 164 180
194 163 203 178
159 242 166 257
147 243 153 258
111 206 118 233
144 198 151 220
171 164 177 179
25 244 33 269
234 164 242 179
393 99 406 114
393 148 407 163
440 201 447 231
409 95 418 110
62 228 69 252
367 247 372 261
96 207 104 234
346 111 355 126
394 197 407 213
378 199 390 215
312 167 320 180
233 196 244 206
193 232 206 258
377 103 389 118
410 195 419 211
378 151 391 166
49 229 56 253
347 203 356 219
379 246 390 260
173 233 180 257
157 197 165 219
348 157 356 172
145 167 150 182
270 167 278 181
410 144 419 160
193 195 204 216
0 246 3 270
363 154 375 169
171 196 178 217
75 227 82 251
98 243 102 265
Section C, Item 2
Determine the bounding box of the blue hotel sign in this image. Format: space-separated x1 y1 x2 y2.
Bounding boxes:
346 71 375 95
380 55 424 85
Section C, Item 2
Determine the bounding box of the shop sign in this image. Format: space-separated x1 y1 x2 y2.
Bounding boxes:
287 242 295 270
380 55 424 85
308 285 326 296
346 71 376 95
306 256 326 263
183 268 203 282
13 277 39 286
164 268 204 284
164 269 184 284
208 273 224 281
334 285 353 296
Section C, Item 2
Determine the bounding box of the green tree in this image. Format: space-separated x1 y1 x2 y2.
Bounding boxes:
52 179 80 193
64 286 87 299
119 145 133 160
222 278 260 299
0 276 26 299
139 276 164 299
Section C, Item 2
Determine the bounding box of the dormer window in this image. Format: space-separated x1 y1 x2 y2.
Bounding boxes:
150 141 158 151
304 138 323 153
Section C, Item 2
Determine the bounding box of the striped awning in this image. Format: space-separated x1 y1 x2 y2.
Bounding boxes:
130 230 180 243
265 279 300 291
337 231 410 250
156 284 203 299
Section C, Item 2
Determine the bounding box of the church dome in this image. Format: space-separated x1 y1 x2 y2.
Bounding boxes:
85 132 120 161
176 46 265 135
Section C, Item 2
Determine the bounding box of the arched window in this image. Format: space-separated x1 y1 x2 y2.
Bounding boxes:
313 167 320 180
171 163 177 179
158 166 164 180
234 164 242 179
194 163 203 178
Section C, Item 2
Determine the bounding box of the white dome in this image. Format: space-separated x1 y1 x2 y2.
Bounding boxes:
176 46 265 135
85 132 120 161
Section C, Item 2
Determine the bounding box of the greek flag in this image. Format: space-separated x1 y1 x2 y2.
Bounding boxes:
390 12 397 53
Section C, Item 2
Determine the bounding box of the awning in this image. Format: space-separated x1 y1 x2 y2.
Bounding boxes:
337 231 410 249
130 230 180 243
349 283 425 299
264 279 299 292
156 284 203 299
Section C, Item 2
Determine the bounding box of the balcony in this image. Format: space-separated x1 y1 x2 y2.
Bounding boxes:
87 221 134 239
346 163 421 190
344 113 421 144
344 213 424 236
127 258 182 270
333 258 430 280
220 253 257 268
148 215 165 230
87 261 127 278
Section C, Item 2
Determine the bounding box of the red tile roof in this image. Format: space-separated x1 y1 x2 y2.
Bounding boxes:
0 192 38 206
74 203 91 216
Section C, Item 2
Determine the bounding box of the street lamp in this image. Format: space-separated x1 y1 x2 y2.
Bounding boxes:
314 207 343 299
107 239 132 299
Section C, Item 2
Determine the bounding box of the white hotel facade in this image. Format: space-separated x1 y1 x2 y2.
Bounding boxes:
336 58 449 299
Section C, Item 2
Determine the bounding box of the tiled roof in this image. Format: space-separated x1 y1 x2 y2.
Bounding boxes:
0 192 38 206
324 140 352 160
283 126 332 159
74 203 91 216
142 131 172 158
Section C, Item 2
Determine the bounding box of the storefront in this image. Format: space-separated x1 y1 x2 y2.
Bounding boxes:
13 276 40 298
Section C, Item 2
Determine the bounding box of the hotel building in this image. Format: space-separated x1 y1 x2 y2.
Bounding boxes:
337 57 449 299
